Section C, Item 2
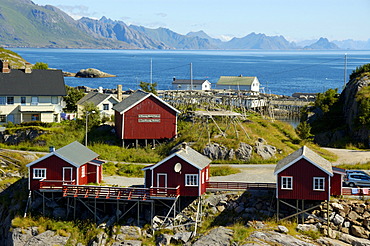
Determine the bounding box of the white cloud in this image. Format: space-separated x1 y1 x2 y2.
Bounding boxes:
55 5 99 20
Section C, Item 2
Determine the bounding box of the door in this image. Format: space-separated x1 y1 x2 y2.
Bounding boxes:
157 173 167 193
63 167 73 184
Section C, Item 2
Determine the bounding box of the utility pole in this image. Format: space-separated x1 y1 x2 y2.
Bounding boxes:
85 111 95 146
190 63 193 90
150 58 153 85
344 53 347 89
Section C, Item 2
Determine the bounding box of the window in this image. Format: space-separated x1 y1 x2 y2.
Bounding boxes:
0 97 6 105
0 115 6 123
103 104 109 110
7 97 14 105
31 114 39 121
31 96 38 105
21 97 26 105
281 176 293 190
313 177 325 191
185 174 198 186
81 166 86 178
33 168 46 179
51 96 58 104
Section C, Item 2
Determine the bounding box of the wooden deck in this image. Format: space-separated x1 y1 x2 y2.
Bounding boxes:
62 185 180 200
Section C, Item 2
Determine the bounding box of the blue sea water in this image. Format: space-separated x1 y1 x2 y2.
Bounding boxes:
11 48 370 96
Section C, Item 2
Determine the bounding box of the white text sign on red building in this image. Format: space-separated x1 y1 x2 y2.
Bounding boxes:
138 114 161 123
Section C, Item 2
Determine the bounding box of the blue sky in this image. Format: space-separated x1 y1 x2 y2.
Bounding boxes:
32 0 370 41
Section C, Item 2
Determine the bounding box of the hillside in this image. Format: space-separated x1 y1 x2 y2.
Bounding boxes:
303 63 370 147
0 0 350 50
0 0 132 49
0 48 27 68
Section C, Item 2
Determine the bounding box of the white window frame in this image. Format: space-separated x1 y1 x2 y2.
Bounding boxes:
51 96 58 104
185 174 198 186
33 168 46 179
313 177 325 191
31 96 39 105
7 96 14 105
21 96 26 105
0 96 5 105
202 171 204 184
81 166 86 178
281 176 293 190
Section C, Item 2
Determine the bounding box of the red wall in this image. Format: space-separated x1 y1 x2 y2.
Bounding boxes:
277 159 330 201
122 96 177 140
331 173 343 196
115 111 123 139
146 156 208 197
29 155 77 190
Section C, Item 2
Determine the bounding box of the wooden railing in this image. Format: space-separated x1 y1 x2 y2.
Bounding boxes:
206 182 276 190
39 179 76 190
62 185 180 200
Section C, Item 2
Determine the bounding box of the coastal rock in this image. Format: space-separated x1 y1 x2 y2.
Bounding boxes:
192 226 233 246
75 68 116 78
254 138 277 160
203 142 233 160
247 231 316 246
235 142 253 161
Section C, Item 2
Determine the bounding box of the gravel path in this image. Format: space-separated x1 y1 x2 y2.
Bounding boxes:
323 147 370 165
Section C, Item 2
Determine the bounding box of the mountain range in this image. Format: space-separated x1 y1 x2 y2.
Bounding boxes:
1 0 369 50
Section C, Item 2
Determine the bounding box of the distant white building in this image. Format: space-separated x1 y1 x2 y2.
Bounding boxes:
216 75 260 92
172 78 211 91
77 91 120 119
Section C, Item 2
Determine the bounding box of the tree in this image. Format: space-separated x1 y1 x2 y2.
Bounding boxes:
314 88 339 113
32 62 49 70
296 121 313 140
139 81 157 95
63 86 85 112
81 103 101 130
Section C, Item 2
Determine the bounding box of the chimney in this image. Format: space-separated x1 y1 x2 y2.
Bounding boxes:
25 62 32 73
117 84 123 101
49 146 55 152
1 60 10 73
181 142 187 152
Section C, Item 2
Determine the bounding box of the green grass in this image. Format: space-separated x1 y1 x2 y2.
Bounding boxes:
336 162 370 170
12 216 103 245
210 165 241 176
103 162 146 177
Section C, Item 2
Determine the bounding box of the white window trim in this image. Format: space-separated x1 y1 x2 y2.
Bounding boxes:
185 174 198 187
81 166 86 178
281 176 293 190
33 168 46 179
313 177 325 191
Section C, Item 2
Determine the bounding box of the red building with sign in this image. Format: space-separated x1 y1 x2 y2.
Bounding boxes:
143 143 211 197
27 141 104 191
113 90 180 146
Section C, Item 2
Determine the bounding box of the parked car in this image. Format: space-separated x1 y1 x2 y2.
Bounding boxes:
346 170 369 176
344 173 370 187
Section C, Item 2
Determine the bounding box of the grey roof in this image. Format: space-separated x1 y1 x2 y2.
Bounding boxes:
55 141 99 167
143 145 211 171
274 146 333 176
172 79 209 85
113 90 180 114
112 90 149 113
77 91 118 106
0 69 66 96
174 146 212 169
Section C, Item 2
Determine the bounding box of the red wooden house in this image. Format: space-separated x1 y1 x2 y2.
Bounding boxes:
143 143 211 197
274 146 342 201
113 90 180 146
27 141 104 191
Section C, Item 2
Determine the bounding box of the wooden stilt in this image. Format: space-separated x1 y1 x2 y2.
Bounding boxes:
302 200 305 224
277 198 279 222
73 197 76 220
94 198 97 223
116 199 119 223
137 201 140 226
296 199 299 224
135 139 138 148
42 192 45 215
327 199 330 235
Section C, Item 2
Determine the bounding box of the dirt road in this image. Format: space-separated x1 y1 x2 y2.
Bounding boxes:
323 147 370 165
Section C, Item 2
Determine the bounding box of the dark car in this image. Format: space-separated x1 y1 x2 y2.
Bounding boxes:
344 173 370 187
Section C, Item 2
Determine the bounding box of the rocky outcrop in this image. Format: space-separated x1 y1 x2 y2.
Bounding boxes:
0 128 47 145
11 228 69 246
192 227 233 246
203 139 276 161
75 68 116 78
